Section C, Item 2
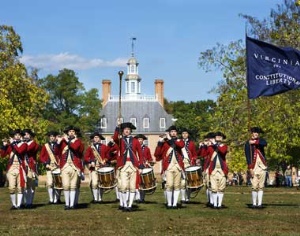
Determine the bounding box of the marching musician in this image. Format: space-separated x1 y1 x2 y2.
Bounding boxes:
180 128 197 204
244 127 267 209
198 132 215 207
56 126 84 210
39 131 62 204
134 134 154 203
113 122 143 212
0 129 28 210
106 136 121 202
22 129 40 208
154 125 185 209
84 131 108 203
204 131 228 209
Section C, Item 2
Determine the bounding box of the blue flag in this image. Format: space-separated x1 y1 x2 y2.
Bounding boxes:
246 36 300 99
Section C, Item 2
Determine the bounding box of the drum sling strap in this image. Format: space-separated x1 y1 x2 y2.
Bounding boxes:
45 143 58 165
91 145 104 164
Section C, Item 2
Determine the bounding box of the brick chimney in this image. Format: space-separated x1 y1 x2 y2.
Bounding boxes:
155 79 164 107
102 80 111 107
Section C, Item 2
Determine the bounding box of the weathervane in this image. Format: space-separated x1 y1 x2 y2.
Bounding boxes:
131 37 136 57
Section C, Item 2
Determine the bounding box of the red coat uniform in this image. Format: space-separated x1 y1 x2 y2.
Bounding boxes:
58 138 83 171
25 140 40 173
0 141 28 187
140 145 153 167
154 138 185 171
39 142 60 166
201 144 228 175
113 128 143 169
198 146 211 171
84 143 108 169
106 141 119 164
182 139 197 166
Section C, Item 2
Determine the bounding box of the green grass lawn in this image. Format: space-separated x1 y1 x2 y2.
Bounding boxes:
0 182 300 236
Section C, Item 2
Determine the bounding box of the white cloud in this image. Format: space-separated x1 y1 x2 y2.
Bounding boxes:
20 53 128 71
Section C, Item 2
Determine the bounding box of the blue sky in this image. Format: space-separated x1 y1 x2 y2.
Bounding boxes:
1 0 283 102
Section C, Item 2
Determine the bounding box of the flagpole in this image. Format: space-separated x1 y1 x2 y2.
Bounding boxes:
245 24 251 132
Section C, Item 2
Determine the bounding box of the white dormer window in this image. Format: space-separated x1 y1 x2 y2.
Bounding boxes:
143 118 149 128
160 118 166 128
100 117 107 128
130 117 137 127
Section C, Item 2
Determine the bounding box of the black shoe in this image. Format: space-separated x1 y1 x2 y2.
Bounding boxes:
257 205 263 209
172 205 178 209
69 206 75 210
206 202 213 207
98 200 103 204
10 206 18 210
48 201 54 205
250 205 257 209
25 204 33 209
64 206 70 210
127 207 133 212
118 206 124 210
166 205 172 209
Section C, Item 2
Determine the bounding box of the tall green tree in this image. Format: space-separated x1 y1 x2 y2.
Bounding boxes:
164 99 216 141
37 69 102 135
198 0 300 171
0 25 49 139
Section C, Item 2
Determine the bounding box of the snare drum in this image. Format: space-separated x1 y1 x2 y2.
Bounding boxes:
140 168 156 194
97 167 116 189
185 166 203 189
52 168 63 189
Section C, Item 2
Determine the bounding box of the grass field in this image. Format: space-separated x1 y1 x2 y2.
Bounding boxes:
0 181 300 236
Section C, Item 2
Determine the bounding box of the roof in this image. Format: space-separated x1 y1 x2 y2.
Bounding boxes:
100 100 174 134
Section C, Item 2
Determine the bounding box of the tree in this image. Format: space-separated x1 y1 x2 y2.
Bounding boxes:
0 25 49 140
37 69 102 135
164 99 216 141
198 0 300 172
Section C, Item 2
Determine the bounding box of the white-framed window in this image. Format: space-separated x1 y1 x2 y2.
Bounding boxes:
160 118 166 129
143 118 150 128
131 81 135 93
100 117 107 128
130 117 137 127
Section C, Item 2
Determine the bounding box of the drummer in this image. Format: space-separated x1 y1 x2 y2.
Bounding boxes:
154 126 185 209
84 131 108 203
180 128 197 204
113 121 144 212
134 134 154 203
40 131 62 204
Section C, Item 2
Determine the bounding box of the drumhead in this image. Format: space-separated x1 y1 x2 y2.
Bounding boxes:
185 166 200 172
142 168 153 174
98 167 114 173
52 169 61 174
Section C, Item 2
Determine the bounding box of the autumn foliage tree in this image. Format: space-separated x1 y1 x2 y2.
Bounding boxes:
198 0 300 172
0 25 49 140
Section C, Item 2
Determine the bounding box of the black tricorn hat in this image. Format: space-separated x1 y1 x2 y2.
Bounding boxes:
134 134 147 140
204 132 215 139
22 129 35 137
9 129 23 137
180 128 190 134
46 131 59 136
166 125 178 132
120 122 136 130
90 132 105 140
215 131 226 139
63 125 80 134
250 127 264 133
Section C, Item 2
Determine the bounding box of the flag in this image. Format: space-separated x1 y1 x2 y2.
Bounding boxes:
246 36 300 99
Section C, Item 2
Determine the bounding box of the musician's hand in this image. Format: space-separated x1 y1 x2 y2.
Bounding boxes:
166 133 171 140
117 118 122 126
249 140 256 144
